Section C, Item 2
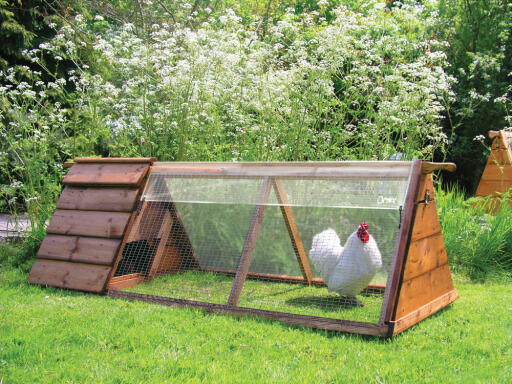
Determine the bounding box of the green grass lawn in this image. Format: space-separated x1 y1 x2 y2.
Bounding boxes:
1 266 511 384
124 271 384 323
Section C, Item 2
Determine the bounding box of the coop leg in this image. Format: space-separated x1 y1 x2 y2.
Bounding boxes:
227 177 272 307
272 178 313 285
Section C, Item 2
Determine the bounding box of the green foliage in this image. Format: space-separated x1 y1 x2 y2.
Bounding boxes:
435 0 512 191
436 185 512 281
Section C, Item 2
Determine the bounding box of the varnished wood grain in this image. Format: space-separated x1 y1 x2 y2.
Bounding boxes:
63 163 150 187
421 162 456 174
47 210 131 239
74 157 156 163
402 232 448 281
394 264 455 319
391 289 459 335
37 234 121 265
57 187 139 212
106 273 145 290
28 259 112 293
410 176 443 242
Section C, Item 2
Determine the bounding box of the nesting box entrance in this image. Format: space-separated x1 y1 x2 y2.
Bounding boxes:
107 161 458 336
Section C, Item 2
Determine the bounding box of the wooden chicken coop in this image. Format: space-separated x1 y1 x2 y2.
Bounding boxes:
28 158 458 337
475 130 512 207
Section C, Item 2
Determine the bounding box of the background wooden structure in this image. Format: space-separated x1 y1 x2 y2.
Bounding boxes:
475 130 512 205
29 159 458 336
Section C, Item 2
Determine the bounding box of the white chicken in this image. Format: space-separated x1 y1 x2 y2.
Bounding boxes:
309 228 344 283
309 223 382 306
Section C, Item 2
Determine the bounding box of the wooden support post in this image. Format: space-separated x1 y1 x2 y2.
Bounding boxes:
272 178 313 285
147 211 173 278
227 177 272 307
379 160 423 324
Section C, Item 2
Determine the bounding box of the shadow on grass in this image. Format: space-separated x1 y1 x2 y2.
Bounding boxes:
285 295 362 310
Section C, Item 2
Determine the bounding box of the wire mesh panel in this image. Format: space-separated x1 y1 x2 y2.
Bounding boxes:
111 162 413 325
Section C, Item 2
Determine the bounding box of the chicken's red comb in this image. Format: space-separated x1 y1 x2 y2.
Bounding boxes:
357 222 370 243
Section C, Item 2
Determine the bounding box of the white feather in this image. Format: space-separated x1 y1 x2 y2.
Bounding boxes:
327 230 383 297
308 228 343 283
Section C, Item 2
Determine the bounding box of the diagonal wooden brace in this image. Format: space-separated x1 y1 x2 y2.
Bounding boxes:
272 178 313 285
227 177 272 306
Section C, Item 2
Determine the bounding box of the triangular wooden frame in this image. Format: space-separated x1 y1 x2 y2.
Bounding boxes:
29 159 459 337
475 130 512 205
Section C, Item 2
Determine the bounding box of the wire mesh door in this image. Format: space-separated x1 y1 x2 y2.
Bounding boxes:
110 162 413 326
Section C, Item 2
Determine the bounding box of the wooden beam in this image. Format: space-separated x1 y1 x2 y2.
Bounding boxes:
151 163 413 179
74 157 157 163
28 259 112 293
57 186 139 212
272 178 313 285
421 162 456 174
107 273 145 290
37 234 121 265
47 210 131 239
147 212 173 279
227 177 272 306
379 160 423 324
390 289 459 335
63 163 151 187
108 290 389 336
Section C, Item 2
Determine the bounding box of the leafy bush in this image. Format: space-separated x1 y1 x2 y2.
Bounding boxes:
437 186 512 281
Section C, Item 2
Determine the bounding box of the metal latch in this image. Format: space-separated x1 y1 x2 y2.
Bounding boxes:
417 189 433 205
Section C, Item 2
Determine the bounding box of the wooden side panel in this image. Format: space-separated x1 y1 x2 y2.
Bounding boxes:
37 234 121 265
28 259 111 293
47 210 131 239
410 177 442 241
402 232 448 281
393 173 456 323
29 157 155 294
63 163 150 187
392 289 459 335
395 264 455 318
57 187 139 212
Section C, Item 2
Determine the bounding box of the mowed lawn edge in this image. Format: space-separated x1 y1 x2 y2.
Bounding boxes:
0 267 511 384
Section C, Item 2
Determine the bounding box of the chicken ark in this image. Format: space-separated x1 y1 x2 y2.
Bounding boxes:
28 158 459 337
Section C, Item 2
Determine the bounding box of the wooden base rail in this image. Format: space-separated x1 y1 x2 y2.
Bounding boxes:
107 290 389 337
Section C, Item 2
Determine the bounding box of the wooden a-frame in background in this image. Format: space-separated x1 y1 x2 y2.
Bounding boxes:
475 130 512 205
